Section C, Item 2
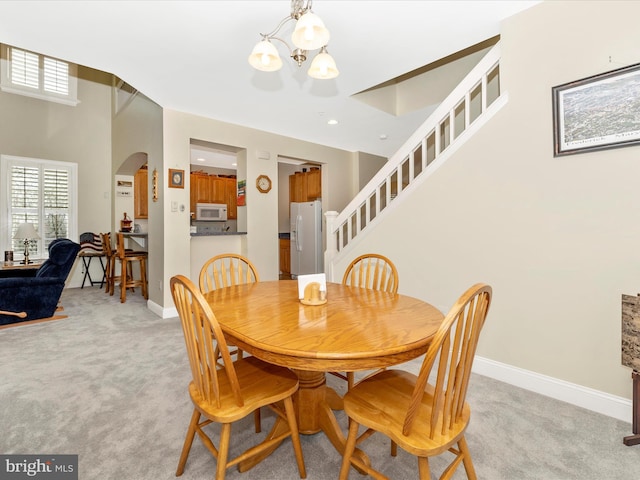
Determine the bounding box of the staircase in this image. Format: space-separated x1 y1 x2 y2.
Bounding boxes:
324 42 508 280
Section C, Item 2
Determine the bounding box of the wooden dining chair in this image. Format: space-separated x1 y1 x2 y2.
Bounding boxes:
333 253 399 389
199 253 260 293
170 275 306 480
199 253 262 430
341 253 399 294
198 253 260 362
339 283 492 480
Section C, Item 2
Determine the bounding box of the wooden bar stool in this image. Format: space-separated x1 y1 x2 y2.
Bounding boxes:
115 232 148 303
100 232 116 295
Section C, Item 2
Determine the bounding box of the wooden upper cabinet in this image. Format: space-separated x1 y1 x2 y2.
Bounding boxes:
190 172 209 214
289 168 321 202
306 167 321 200
209 176 226 204
134 167 148 219
194 174 210 203
189 172 237 219
289 172 307 203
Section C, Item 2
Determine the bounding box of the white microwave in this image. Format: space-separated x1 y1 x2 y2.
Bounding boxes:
196 203 227 221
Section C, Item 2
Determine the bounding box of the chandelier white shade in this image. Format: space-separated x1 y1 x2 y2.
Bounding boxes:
248 40 283 72
248 0 338 80
308 46 339 79
291 11 330 51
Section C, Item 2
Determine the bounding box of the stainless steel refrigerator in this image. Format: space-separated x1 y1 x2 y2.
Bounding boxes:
290 200 323 276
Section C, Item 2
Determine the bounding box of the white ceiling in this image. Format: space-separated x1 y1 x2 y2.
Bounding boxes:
0 1 539 160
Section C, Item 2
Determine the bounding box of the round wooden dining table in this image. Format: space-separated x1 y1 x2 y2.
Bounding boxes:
204 280 444 470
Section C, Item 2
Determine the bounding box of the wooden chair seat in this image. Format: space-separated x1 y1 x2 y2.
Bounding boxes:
170 275 306 480
339 283 492 480
188 355 299 421
342 370 471 454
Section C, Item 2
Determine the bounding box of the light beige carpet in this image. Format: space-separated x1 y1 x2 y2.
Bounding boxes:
1 286 639 479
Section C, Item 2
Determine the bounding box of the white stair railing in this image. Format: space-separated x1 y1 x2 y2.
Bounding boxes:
325 43 506 280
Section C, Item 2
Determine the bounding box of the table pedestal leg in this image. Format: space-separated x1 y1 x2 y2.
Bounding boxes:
294 370 369 469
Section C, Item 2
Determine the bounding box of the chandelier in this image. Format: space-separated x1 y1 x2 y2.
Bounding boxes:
248 0 339 79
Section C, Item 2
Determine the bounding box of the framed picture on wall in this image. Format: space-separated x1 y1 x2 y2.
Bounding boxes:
168 168 184 188
552 62 640 156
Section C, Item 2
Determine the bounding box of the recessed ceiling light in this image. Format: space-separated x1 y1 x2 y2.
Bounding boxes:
379 134 388 140
328 119 338 125
232 163 237 166
197 157 206 162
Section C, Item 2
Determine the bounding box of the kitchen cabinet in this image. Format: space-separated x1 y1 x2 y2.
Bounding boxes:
190 172 237 219
306 167 321 200
191 173 210 203
290 172 307 202
289 168 321 202
279 238 290 276
209 176 226 204
134 167 148 219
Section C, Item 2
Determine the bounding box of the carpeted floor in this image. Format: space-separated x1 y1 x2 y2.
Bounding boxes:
1 286 640 479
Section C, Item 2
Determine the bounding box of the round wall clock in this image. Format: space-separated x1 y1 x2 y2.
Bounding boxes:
256 174 272 193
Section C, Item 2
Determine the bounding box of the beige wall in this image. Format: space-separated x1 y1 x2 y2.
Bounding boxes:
112 92 164 306
160 109 358 310
0 66 112 287
332 0 640 400
356 151 387 190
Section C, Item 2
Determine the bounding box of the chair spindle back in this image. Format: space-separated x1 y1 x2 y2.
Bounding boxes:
403 283 492 438
342 253 399 294
170 274 243 409
199 254 260 294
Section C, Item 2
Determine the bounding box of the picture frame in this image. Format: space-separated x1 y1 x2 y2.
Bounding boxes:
168 168 184 188
552 62 640 157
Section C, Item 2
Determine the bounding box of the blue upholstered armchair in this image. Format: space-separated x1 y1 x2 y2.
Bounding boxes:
0 238 80 326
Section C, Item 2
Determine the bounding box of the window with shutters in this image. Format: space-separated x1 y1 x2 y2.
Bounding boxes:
0 44 79 105
0 155 78 260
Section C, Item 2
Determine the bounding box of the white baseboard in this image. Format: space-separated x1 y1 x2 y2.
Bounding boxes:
473 356 631 423
147 299 177 319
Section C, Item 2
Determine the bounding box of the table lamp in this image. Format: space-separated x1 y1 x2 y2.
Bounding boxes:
13 223 40 264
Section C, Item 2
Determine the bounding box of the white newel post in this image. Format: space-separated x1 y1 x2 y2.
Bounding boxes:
324 210 338 282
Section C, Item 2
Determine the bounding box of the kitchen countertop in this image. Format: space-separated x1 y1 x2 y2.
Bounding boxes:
191 232 247 237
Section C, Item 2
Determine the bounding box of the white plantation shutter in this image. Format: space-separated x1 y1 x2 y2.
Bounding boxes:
10 48 39 89
43 56 69 95
2 156 77 259
43 167 70 241
10 165 41 255
1 45 78 105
